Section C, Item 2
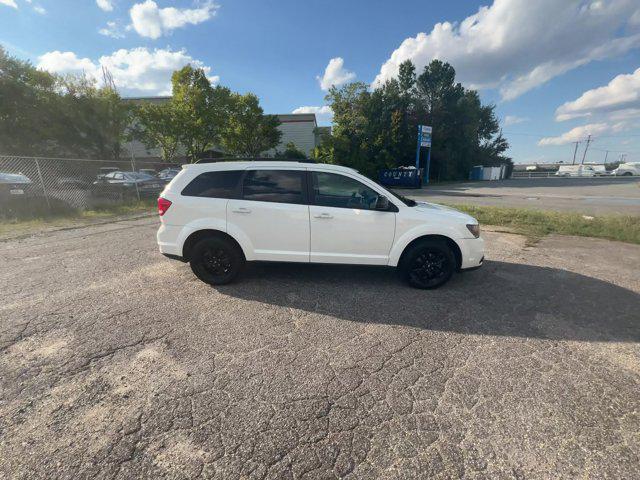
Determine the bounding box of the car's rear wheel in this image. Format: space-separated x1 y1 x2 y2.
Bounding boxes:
400 239 456 289
190 237 245 285
623 172 633 176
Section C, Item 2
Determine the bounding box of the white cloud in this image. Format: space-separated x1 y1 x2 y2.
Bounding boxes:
38 51 97 75
96 0 114 12
292 105 334 123
129 0 218 39
555 67 640 121
33 4 45 14
99 21 125 39
504 115 528 126
317 57 356 91
0 0 18 8
373 0 640 100
37 47 219 96
538 122 625 146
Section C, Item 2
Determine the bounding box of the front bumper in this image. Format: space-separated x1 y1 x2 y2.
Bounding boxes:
458 236 485 270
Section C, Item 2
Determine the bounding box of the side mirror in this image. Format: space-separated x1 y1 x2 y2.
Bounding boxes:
375 195 390 211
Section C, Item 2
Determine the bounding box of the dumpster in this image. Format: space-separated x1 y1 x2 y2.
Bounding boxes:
379 167 422 188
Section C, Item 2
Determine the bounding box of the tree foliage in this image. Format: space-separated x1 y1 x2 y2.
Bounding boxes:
221 93 282 157
0 47 131 159
275 141 307 159
131 102 181 162
315 59 511 180
132 66 280 161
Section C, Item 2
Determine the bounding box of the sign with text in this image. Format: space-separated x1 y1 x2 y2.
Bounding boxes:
418 125 432 147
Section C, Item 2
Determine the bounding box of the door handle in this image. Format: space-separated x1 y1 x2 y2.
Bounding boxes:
314 213 333 219
232 207 251 214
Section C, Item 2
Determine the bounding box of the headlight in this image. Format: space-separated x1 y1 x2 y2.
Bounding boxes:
466 224 480 238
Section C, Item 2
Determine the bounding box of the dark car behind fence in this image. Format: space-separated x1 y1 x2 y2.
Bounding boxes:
0 155 181 220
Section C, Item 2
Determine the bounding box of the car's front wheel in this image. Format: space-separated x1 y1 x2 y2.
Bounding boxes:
190 237 245 285
400 239 456 289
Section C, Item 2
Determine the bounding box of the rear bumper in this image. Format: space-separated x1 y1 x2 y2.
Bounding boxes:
157 223 182 256
458 236 485 270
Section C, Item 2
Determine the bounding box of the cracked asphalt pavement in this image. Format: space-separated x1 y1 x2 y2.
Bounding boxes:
1 217 639 479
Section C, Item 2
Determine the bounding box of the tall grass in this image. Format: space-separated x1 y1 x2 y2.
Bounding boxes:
450 204 640 245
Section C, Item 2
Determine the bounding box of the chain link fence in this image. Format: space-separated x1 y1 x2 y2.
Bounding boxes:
0 155 181 219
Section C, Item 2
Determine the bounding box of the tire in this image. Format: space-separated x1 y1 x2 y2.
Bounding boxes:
189 237 245 285
399 239 456 289
623 172 633 176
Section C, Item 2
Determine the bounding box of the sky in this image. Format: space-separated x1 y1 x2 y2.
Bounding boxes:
1 0 640 164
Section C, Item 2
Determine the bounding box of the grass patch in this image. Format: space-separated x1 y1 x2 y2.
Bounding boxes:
0 199 155 239
447 204 640 245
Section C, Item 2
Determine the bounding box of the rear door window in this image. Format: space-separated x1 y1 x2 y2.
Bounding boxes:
181 170 243 198
242 170 306 204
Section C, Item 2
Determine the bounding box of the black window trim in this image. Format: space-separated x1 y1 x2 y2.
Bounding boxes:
239 168 309 205
308 170 399 213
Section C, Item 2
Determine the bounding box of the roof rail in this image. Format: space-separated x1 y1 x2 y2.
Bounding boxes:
195 157 316 164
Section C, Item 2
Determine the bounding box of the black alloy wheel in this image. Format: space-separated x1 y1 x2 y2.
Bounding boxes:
401 239 455 289
190 237 244 285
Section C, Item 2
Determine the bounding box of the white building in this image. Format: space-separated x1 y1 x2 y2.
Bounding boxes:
124 97 323 160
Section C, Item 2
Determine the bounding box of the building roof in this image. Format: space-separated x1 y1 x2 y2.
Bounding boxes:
276 113 317 126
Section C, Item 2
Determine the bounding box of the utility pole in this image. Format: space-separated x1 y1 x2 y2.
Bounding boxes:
581 135 591 164
603 150 609 164
571 141 580 165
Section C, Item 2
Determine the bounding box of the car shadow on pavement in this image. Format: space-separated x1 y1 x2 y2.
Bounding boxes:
216 260 640 343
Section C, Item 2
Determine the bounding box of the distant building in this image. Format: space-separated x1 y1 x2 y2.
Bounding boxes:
124 96 324 161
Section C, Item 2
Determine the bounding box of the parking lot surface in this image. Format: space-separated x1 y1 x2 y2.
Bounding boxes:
1 217 639 479
400 177 640 216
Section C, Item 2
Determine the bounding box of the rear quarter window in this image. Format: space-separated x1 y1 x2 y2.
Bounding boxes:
181 170 243 198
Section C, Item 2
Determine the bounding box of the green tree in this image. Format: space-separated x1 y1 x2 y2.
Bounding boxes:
131 102 181 162
318 59 510 181
0 47 131 159
221 93 282 157
275 141 307 159
171 65 232 161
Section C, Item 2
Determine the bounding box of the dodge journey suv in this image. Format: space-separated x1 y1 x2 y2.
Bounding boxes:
156 160 484 289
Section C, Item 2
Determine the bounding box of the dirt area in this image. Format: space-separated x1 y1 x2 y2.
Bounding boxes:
1 217 638 479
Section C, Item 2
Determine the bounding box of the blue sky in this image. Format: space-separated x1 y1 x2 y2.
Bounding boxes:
1 0 640 164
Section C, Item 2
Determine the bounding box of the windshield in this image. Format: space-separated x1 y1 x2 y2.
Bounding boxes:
374 181 417 207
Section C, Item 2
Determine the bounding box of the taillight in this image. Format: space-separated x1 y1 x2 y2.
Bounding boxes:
158 197 172 216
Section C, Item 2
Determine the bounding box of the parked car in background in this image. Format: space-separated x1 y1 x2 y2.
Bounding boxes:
96 167 119 180
156 160 484 289
0 172 36 199
53 176 91 190
611 162 640 176
158 167 181 182
92 171 165 198
139 168 158 177
556 165 597 177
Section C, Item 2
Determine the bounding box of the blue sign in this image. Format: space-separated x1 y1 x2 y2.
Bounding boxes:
419 125 432 147
416 125 433 185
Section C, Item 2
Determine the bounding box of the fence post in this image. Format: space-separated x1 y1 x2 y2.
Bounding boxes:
130 153 141 202
34 158 51 209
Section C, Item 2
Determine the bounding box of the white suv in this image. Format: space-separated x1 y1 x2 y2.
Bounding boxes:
156 160 484 289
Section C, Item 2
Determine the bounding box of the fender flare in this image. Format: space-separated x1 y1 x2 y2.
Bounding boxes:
388 225 464 267
177 218 255 261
